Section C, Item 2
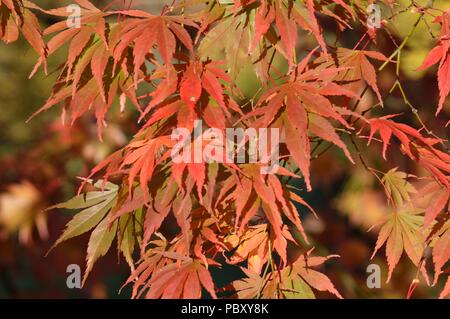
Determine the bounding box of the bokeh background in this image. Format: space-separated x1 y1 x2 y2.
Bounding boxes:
0 0 449 298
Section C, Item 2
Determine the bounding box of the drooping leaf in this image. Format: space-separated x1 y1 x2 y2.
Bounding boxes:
83 214 118 285
47 181 118 253
371 209 425 282
130 255 217 299
228 252 342 299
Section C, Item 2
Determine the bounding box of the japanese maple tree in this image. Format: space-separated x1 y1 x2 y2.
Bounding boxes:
2 0 449 299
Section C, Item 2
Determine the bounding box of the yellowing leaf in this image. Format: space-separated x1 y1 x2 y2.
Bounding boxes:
199 13 269 82
83 215 118 286
282 276 315 299
118 214 138 272
228 267 280 299
283 254 342 299
371 209 425 282
47 181 118 254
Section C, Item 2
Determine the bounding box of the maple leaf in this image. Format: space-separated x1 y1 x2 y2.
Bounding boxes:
113 10 197 67
228 252 342 299
249 0 275 52
198 12 271 81
309 113 353 162
416 148 450 189
118 213 140 271
228 224 296 274
139 66 179 119
301 0 355 55
316 48 387 105
274 1 298 70
200 60 241 115
47 180 118 253
414 179 450 227
280 252 342 299
152 259 217 299
124 235 169 298
83 213 118 285
127 235 217 299
46 180 129 285
0 0 46 59
417 11 450 115
371 209 425 282
381 168 416 208
30 0 108 77
366 116 435 158
227 267 279 298
29 2 207 139
139 60 239 123
28 19 140 139
241 51 356 190
120 134 173 200
191 211 232 266
110 179 177 258
432 220 450 284
172 179 195 252
99 138 203 254
232 0 356 69
238 165 311 256
367 115 450 188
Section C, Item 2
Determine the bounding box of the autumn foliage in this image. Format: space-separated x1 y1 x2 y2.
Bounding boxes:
2 0 450 299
